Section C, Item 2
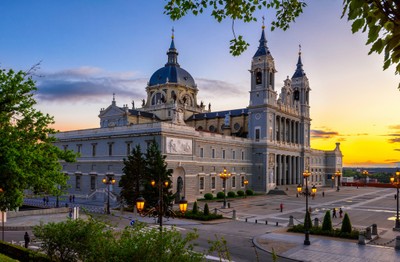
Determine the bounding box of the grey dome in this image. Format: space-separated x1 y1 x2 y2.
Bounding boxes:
148 37 196 88
149 65 196 88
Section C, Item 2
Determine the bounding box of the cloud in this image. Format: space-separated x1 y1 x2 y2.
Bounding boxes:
389 125 400 130
196 78 247 97
34 67 147 103
395 149 400 152
389 138 400 143
310 129 339 139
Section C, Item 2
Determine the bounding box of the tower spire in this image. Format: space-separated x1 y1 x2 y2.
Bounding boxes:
166 27 179 66
292 44 305 78
253 18 270 58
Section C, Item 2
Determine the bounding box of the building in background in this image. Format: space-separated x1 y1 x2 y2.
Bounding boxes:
54 27 343 203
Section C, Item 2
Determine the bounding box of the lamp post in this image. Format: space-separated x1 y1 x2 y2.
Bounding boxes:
362 170 369 186
331 175 335 189
102 175 116 215
297 169 316 245
219 167 231 208
335 170 342 192
244 179 249 198
390 169 400 231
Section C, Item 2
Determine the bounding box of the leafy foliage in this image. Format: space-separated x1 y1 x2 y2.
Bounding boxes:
164 0 306 56
33 218 205 262
322 210 333 231
288 224 359 239
245 189 254 196
0 68 75 211
237 190 245 196
216 191 225 199
227 191 236 198
204 193 214 200
342 1 400 89
341 213 352 233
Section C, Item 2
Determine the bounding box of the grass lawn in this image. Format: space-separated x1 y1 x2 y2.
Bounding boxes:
0 253 18 261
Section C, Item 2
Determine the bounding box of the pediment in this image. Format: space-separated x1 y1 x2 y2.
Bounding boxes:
99 105 125 118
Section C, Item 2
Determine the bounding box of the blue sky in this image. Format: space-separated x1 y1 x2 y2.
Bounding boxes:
1 1 399 167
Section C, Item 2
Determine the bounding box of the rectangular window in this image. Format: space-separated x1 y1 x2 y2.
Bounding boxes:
222 150 226 159
200 148 204 158
91 164 96 171
63 145 68 152
75 175 81 190
211 177 216 190
222 179 226 189
90 175 96 190
255 128 260 142
108 143 113 156
241 151 245 160
92 144 97 157
232 151 236 159
232 176 236 188
199 177 205 190
212 149 215 158
76 144 82 154
126 142 131 155
241 176 245 187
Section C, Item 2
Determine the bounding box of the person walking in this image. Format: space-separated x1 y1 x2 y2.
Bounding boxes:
339 208 343 218
332 208 337 218
280 203 283 212
24 232 30 248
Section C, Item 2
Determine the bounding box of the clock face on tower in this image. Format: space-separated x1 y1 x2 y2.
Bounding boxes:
336 157 342 165
255 113 261 120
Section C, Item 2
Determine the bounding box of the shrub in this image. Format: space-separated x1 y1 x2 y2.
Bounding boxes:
227 191 236 198
204 203 210 216
322 210 333 231
237 190 244 196
0 241 51 262
341 213 352 233
183 211 223 221
245 189 254 196
304 211 312 229
216 191 225 199
204 193 213 200
192 201 199 214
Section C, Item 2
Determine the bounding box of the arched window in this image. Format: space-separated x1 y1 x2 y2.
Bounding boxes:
256 71 262 85
151 92 166 105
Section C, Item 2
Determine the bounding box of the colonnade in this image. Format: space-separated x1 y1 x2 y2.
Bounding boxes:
275 116 300 144
275 154 301 186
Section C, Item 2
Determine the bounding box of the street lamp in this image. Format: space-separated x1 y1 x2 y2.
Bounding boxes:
178 197 188 214
362 170 369 186
244 179 249 198
390 169 400 231
297 169 316 245
102 175 116 215
335 170 342 192
331 175 335 189
219 167 231 208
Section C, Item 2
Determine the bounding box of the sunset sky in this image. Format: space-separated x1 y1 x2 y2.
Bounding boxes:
0 1 399 168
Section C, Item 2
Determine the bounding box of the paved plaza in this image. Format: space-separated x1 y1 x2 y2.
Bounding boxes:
4 186 400 261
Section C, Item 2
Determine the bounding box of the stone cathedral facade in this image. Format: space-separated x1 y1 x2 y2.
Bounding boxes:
54 27 343 202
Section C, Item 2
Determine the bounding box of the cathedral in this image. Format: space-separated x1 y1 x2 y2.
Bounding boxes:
54 26 343 203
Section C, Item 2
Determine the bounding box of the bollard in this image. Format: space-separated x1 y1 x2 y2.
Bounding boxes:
288 216 294 227
228 203 231 208
395 236 400 250
314 218 319 228
265 221 268 225
366 227 372 240
276 222 279 226
245 218 248 222
372 224 378 235
255 219 258 224
214 208 218 215
358 232 366 245
232 210 236 220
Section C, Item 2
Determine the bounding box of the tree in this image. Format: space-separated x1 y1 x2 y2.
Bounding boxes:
204 203 210 216
144 140 174 210
342 1 400 89
341 213 352 234
120 144 146 207
164 0 306 56
192 201 199 214
164 1 400 89
0 68 75 211
33 218 115 262
322 210 333 231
